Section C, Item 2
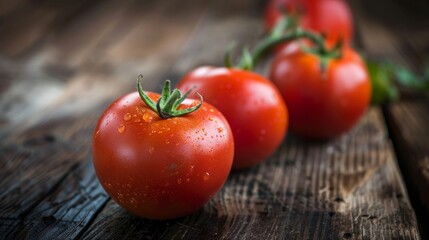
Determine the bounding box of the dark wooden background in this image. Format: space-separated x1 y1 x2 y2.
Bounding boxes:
0 0 428 239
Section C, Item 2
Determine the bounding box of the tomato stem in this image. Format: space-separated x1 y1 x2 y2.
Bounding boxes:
230 16 342 72
137 75 203 119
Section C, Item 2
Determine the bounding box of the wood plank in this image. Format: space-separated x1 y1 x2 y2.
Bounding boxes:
1 160 108 239
385 101 429 213
351 0 429 234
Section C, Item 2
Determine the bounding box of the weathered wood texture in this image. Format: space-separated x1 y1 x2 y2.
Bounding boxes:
386 101 429 211
352 0 429 230
0 0 426 239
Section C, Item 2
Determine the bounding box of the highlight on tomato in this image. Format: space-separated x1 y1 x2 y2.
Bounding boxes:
92 77 234 220
264 0 354 46
177 51 288 169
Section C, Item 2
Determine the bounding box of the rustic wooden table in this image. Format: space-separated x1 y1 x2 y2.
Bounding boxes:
1 0 428 239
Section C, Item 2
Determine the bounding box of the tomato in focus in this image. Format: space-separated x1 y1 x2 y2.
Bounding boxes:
178 67 288 169
265 0 353 46
92 90 234 220
269 44 370 139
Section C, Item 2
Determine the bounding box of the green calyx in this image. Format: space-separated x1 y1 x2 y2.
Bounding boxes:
137 75 203 119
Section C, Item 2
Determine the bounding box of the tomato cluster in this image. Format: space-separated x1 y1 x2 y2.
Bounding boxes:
92 0 371 220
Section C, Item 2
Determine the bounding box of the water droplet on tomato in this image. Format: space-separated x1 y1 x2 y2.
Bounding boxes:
95 130 100 138
117 193 124 203
117 125 125 133
143 113 151 122
203 172 210 181
165 139 170 144
260 129 266 135
124 113 132 121
209 109 214 113
186 178 190 182
148 147 154 154
130 197 137 207
217 127 223 133
177 178 182 184
208 117 214 121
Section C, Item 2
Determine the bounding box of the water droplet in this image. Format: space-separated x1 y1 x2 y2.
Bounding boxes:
117 125 125 133
208 117 214 121
209 109 214 113
143 113 151 122
117 193 124 203
124 113 132 121
95 130 100 138
217 127 223 133
130 197 137 207
148 147 154 154
106 183 112 189
186 178 190 182
260 129 266 135
203 172 210 181
177 178 182 184
165 140 170 144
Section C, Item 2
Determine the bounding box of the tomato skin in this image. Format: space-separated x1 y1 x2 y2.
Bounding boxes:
269 45 370 139
92 92 234 220
177 67 288 169
265 0 353 46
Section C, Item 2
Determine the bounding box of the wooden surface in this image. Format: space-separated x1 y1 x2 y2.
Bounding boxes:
0 0 428 239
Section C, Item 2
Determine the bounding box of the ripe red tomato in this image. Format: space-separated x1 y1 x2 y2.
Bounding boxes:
265 0 353 46
269 44 370 139
177 67 288 169
92 87 234 220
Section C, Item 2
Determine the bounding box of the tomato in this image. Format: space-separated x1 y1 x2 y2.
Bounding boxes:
92 81 234 220
265 0 353 46
177 67 288 169
269 44 370 139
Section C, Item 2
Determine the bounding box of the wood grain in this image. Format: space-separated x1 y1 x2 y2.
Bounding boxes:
386 101 429 212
